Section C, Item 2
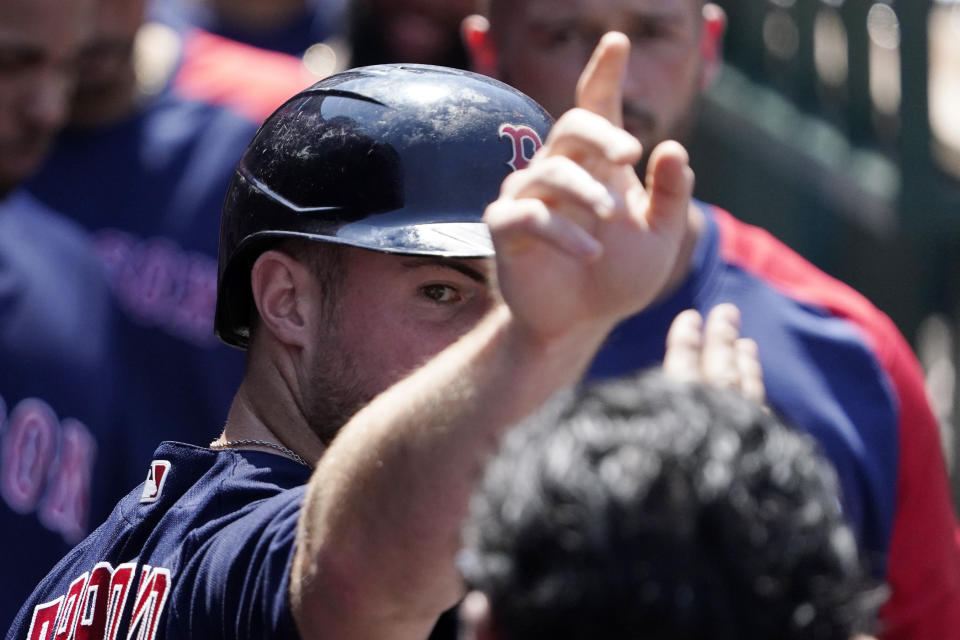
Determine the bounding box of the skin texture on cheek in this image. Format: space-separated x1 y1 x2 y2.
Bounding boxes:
301 253 492 444
490 0 707 154
303 306 465 444
305 324 371 445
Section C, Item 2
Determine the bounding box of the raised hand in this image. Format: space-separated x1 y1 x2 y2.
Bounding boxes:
484 32 693 342
663 304 765 403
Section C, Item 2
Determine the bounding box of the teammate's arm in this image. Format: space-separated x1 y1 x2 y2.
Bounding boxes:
289 33 693 640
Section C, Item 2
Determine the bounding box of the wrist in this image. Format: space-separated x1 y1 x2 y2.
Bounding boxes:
498 305 614 389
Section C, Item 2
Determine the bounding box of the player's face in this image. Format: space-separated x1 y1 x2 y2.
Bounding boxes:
0 0 92 194
369 0 479 63
70 0 147 126
304 248 496 442
491 0 710 155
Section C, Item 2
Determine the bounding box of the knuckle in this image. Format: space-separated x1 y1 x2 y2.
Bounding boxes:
499 170 526 196
666 328 703 350
482 200 510 227
553 108 589 131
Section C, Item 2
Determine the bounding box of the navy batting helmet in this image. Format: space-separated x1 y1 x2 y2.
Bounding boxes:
215 63 553 348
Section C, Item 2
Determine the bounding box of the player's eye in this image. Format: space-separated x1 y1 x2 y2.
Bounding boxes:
420 284 462 304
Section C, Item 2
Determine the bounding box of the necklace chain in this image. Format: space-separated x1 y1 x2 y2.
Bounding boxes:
210 439 310 468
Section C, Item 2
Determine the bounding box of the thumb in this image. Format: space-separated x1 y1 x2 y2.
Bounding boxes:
644 140 694 232
575 32 630 128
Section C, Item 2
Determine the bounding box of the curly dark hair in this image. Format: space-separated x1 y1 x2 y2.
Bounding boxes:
459 371 876 639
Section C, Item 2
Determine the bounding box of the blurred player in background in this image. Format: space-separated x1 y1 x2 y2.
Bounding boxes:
463 3 960 636
0 0 124 627
8 0 309 624
150 0 345 58
149 0 476 71
22 0 311 504
347 0 478 68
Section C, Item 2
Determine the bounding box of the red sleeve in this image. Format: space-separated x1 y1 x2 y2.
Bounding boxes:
712 206 960 638
173 29 318 123
878 334 960 639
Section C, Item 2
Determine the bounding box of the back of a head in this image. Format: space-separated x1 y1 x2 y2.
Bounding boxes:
461 371 873 639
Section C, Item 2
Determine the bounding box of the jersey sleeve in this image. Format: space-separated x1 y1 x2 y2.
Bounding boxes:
877 330 960 639
173 28 315 123
710 206 960 638
171 487 305 639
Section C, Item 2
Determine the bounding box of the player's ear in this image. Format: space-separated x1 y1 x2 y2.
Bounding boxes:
249 249 318 348
462 14 498 76
699 3 726 91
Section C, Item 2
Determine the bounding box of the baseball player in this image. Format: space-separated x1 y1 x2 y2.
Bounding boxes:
3 0 328 628
0 191 122 630
24 0 318 417
17 0 311 573
463 2 960 636
23 0 255 438
7 35 695 639
0 0 128 628
5 0 312 624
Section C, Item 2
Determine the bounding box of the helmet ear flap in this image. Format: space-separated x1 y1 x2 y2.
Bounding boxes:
215 64 554 349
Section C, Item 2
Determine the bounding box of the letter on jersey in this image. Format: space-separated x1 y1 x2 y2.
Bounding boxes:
127 566 171 640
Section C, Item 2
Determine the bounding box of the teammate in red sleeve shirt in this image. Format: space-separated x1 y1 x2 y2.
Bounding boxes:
463 1 960 637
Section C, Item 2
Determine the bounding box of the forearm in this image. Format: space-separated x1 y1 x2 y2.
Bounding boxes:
291 304 612 638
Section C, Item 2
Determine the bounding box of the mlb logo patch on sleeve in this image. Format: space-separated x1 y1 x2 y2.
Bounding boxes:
140 460 171 503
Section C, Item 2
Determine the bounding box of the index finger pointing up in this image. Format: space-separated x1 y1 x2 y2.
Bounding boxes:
575 32 630 128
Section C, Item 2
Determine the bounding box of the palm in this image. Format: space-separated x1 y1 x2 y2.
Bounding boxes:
495 167 685 340
485 32 691 345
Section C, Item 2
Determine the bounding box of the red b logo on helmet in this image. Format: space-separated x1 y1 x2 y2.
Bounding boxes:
498 124 543 171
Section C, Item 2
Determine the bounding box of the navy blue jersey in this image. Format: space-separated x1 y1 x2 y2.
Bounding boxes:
588 203 960 637
24 58 254 470
17 51 261 630
0 192 121 628
8 33 308 637
6 443 311 640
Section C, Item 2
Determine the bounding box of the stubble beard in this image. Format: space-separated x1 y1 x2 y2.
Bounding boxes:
629 98 701 181
304 321 375 446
